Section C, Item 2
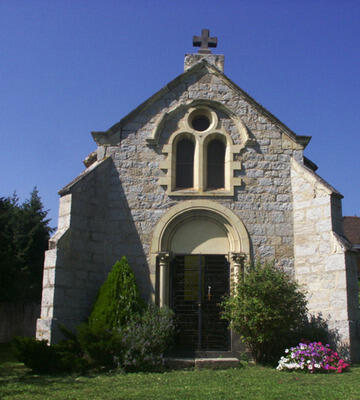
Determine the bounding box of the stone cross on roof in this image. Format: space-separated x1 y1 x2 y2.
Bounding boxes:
193 29 217 54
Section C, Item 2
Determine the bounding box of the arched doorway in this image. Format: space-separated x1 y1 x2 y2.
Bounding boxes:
150 200 250 352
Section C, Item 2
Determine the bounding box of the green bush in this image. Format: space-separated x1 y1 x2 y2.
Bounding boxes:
78 305 175 371
119 305 175 371
78 257 146 369
221 260 308 364
78 259 175 371
14 259 175 373
77 323 123 369
12 336 89 373
12 337 59 373
88 257 144 333
55 325 90 372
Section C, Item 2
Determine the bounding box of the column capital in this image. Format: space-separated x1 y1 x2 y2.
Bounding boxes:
158 251 171 264
231 252 247 265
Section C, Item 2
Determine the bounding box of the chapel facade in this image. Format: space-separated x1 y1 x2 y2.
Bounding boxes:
36 30 360 359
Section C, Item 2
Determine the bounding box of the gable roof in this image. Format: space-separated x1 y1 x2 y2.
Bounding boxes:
59 156 111 195
343 216 360 245
91 59 311 149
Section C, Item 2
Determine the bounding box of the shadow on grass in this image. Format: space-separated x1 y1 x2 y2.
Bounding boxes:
0 342 90 389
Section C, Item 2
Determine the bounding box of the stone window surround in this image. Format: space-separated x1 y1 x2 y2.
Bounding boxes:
158 106 242 196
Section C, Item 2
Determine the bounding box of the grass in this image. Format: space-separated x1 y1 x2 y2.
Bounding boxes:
1 343 360 400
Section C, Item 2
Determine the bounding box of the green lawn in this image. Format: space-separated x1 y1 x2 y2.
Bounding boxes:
1 343 360 400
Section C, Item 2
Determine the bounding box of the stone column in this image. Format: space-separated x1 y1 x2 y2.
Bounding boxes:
231 253 247 284
158 252 171 308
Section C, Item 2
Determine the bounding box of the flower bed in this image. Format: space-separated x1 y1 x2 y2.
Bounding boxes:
277 341 349 373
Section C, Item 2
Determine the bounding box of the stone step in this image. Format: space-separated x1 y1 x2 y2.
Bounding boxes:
164 357 240 370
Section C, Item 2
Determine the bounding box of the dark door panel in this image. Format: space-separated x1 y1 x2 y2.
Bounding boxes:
171 254 229 351
202 255 230 350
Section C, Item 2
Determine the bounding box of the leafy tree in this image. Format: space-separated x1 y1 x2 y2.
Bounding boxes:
0 188 53 302
222 260 308 364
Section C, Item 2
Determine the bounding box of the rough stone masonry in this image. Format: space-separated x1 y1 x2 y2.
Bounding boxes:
36 30 360 360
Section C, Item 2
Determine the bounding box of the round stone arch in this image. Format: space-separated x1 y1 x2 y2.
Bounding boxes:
150 200 250 307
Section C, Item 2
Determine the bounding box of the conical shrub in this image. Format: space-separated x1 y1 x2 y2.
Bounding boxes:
88 256 144 332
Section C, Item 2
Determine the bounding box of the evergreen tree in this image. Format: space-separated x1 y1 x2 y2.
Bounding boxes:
0 188 53 302
88 257 144 332
0 195 18 300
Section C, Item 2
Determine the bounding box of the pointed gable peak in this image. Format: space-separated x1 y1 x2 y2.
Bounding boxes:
185 28 224 72
184 53 224 72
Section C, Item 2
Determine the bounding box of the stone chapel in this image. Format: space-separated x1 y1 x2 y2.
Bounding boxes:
36 29 360 359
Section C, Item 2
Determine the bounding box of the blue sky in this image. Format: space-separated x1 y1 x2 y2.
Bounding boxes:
1 0 359 227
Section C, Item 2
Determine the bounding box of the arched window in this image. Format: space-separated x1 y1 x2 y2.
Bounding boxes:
207 139 225 189
176 138 194 189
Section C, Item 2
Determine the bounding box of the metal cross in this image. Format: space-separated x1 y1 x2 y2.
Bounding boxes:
193 29 217 54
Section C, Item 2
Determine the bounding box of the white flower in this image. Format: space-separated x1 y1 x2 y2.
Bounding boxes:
285 349 289 353
308 365 313 370
288 362 300 370
315 363 320 368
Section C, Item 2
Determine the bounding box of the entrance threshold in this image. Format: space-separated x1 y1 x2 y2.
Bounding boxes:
164 355 240 370
164 350 240 369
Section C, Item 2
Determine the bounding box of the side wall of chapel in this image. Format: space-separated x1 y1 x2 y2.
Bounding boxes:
291 159 360 359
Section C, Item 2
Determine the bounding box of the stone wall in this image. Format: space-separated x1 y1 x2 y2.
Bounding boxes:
106 66 302 272
291 158 360 359
37 159 124 342
38 64 304 342
37 60 357 350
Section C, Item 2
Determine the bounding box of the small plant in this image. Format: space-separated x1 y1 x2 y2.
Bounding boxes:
12 337 59 373
77 323 123 368
276 341 349 373
78 259 175 371
221 260 308 364
119 304 175 371
12 336 89 373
